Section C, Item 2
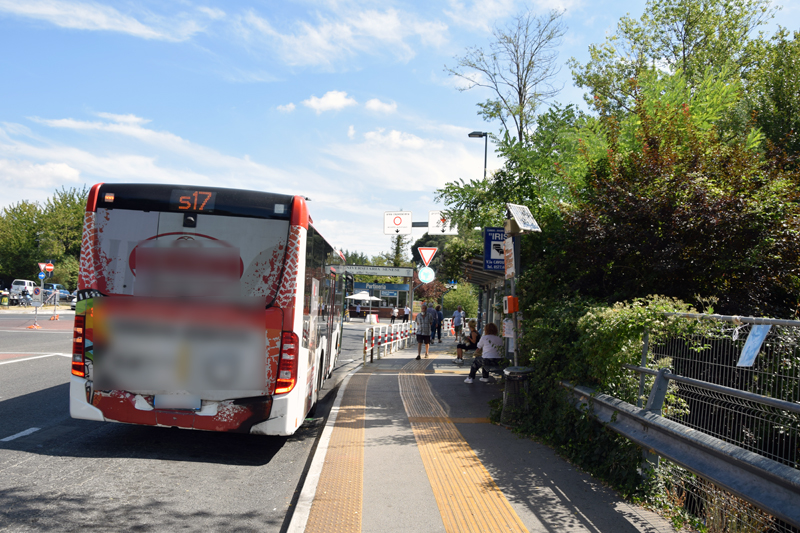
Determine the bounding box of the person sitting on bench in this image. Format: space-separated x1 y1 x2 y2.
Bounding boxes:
454 319 480 364
464 323 503 383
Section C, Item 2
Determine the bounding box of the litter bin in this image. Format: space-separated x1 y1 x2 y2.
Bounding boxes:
501 366 534 424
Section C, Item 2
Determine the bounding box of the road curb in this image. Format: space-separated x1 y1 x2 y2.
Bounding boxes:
286 364 363 533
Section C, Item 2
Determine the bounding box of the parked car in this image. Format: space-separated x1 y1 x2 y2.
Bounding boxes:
10 279 36 295
9 279 36 305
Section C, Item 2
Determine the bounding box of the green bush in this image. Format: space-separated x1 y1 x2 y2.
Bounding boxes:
511 294 704 498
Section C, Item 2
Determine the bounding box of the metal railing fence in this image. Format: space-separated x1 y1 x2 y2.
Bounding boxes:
638 313 800 471
595 312 800 533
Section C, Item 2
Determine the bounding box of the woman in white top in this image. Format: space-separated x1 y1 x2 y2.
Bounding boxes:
391 306 398 324
464 323 504 383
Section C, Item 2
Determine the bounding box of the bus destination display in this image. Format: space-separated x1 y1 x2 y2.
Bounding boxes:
170 189 216 212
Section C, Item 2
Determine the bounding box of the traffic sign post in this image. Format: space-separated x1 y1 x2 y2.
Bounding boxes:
427 211 458 235
38 272 46 280
384 211 412 235
418 247 437 267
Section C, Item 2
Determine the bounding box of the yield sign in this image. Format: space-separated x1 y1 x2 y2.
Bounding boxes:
38 263 47 272
418 247 438 267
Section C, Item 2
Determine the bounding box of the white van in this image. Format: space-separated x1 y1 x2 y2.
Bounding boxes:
10 279 36 295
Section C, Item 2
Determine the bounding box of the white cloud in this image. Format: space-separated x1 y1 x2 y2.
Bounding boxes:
363 129 430 150
235 7 448 67
277 103 296 113
365 98 397 113
347 125 355 139
197 6 225 20
0 159 80 189
302 91 358 114
0 0 207 41
95 112 151 125
323 128 492 192
444 0 516 31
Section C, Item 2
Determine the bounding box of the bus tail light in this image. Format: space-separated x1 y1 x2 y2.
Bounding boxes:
275 331 298 394
72 315 86 377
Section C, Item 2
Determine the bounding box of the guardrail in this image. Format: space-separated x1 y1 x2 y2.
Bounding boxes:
562 312 800 532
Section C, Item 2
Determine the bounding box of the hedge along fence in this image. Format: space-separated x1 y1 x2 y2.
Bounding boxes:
501 295 710 499
504 294 800 531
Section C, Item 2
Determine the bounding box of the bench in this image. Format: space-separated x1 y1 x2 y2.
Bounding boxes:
460 353 509 380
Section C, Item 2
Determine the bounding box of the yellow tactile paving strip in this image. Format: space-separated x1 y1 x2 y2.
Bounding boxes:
400 358 529 533
305 372 369 533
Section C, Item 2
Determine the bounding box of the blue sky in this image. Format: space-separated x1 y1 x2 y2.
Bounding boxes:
1 0 797 257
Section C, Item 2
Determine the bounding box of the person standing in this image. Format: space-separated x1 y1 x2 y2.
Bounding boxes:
391 305 398 324
434 305 444 343
403 304 411 323
464 323 503 383
452 305 465 343
427 301 438 338
356 303 361 320
415 304 432 359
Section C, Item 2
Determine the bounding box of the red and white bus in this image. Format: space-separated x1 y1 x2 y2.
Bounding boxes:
70 183 345 435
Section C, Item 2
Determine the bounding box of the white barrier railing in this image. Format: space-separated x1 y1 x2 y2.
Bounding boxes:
362 316 476 362
363 322 418 363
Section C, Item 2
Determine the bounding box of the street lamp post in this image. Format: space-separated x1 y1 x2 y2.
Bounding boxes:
468 131 488 179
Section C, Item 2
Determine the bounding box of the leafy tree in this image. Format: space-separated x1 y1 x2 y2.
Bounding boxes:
379 234 411 268
437 104 596 233
342 249 369 265
569 0 775 114
39 186 88 260
446 9 566 144
0 201 41 281
413 269 448 302
442 280 478 317
564 79 800 316
749 28 800 165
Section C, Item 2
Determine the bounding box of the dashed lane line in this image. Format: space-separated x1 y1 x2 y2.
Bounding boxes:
0 353 71 365
1 427 41 442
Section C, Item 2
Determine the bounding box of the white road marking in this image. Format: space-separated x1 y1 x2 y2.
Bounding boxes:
0 354 71 365
1 427 41 442
0 330 72 334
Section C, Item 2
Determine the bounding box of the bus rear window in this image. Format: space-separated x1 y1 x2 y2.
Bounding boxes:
91 208 290 304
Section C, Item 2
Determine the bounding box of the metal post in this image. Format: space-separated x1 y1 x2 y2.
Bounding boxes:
637 330 650 408
482 134 488 180
511 235 521 367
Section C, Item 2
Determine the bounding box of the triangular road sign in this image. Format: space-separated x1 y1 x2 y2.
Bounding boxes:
38 263 46 272
418 247 438 267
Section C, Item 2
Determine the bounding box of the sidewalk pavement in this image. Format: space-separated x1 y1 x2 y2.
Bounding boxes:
293 337 677 533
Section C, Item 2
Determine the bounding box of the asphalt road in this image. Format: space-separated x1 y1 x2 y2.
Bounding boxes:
0 311 367 532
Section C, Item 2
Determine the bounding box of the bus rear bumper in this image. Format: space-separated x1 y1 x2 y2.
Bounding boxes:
71 376 274 433
70 375 105 422
249 392 299 436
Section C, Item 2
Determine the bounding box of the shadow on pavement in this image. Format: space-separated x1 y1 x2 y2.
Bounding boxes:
0 486 283 532
0 382 324 468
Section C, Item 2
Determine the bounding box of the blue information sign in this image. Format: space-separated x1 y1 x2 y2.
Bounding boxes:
38 272 46 280
484 227 506 271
